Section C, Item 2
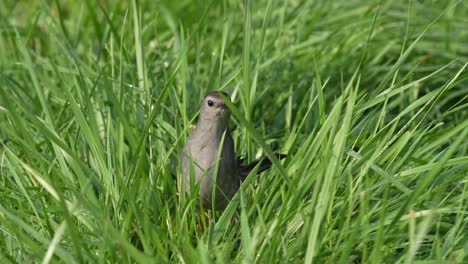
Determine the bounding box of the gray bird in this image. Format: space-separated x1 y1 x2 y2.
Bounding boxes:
181 91 285 210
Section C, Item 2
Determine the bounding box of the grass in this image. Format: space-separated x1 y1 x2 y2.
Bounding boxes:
0 0 467 263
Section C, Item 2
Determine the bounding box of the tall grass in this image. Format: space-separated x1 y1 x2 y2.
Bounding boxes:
0 0 467 263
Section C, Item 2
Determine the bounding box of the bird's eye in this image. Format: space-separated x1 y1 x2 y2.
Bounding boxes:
207 100 214 107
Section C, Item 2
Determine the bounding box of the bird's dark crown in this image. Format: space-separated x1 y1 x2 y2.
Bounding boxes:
205 91 230 100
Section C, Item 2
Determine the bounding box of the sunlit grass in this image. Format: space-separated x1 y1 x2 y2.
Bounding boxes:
0 0 467 263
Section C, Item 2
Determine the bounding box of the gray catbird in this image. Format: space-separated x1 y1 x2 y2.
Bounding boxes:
181 91 285 210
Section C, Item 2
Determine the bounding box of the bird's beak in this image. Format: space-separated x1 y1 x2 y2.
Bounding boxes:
218 103 228 110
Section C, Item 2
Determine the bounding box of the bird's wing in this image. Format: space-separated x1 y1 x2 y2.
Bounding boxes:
238 154 286 180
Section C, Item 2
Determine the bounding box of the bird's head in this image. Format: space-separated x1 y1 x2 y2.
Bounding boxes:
199 91 231 127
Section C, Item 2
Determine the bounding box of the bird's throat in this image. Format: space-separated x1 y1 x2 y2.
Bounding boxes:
196 119 229 139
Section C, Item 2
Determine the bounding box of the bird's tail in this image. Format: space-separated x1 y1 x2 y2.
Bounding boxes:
239 154 287 180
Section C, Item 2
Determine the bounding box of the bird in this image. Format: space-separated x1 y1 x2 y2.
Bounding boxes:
181 91 286 211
